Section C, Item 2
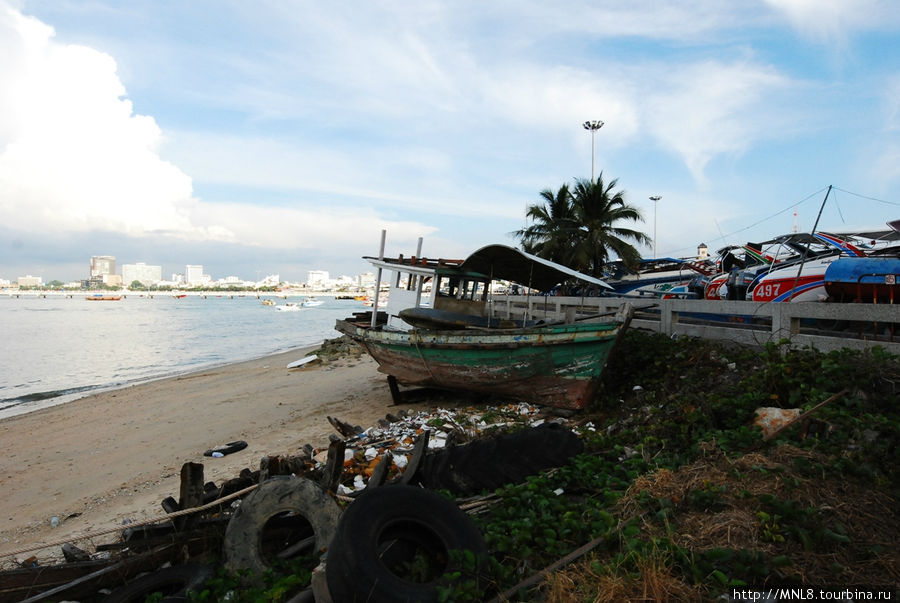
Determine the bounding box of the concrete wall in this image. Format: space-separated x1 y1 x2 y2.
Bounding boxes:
489 295 900 354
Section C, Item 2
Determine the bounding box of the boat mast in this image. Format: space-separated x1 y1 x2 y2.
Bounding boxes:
788 185 831 301
371 230 386 328
413 237 424 308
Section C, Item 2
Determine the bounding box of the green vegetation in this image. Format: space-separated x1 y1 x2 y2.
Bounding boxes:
456 332 899 600
167 557 315 602
513 174 651 274
173 332 897 601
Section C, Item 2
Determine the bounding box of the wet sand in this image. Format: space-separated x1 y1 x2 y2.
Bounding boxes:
0 347 400 562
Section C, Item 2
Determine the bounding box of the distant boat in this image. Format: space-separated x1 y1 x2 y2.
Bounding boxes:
173 294 187 299
301 297 324 307
275 303 302 311
261 299 276 306
86 293 122 301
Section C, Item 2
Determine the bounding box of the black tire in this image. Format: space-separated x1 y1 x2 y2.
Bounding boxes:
203 440 248 456
416 422 583 495
102 563 214 602
224 476 342 574
326 485 487 603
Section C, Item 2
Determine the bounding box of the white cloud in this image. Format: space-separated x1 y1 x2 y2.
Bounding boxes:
0 2 440 252
189 201 436 251
0 4 205 236
163 131 524 221
643 59 794 184
483 65 641 144
763 0 900 41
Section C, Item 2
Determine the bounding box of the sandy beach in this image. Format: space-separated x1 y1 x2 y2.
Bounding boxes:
0 345 406 563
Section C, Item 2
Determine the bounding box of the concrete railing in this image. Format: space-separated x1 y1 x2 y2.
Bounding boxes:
488 295 900 354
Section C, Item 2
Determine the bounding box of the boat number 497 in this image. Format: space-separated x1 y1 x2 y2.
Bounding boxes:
756 283 781 299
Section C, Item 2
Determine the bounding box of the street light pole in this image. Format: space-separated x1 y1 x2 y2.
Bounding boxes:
582 120 604 181
649 195 662 257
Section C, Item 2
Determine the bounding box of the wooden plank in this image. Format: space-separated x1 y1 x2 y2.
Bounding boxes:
364 450 394 490
319 439 346 493
178 462 204 529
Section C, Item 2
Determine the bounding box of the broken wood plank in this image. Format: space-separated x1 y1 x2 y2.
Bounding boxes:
394 431 429 485
319 439 346 493
364 450 394 491
177 462 205 529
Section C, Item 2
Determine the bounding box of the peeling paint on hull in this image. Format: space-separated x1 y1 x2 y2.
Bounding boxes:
335 319 628 409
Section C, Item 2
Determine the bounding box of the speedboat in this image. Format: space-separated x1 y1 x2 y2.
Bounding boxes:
275 303 302 311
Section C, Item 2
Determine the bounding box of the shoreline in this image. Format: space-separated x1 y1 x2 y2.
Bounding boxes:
0 341 341 422
0 344 402 562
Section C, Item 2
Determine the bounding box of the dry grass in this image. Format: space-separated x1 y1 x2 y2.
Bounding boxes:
542 547 703 602
545 441 899 597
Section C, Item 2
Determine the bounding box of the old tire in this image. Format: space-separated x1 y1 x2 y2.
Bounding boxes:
325 485 487 603
203 440 248 456
224 476 341 574
102 563 214 602
416 422 583 495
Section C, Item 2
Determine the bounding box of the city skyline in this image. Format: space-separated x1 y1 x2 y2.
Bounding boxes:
2 2 900 285
2 255 361 288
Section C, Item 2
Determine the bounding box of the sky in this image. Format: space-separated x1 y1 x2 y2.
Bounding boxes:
2 0 900 284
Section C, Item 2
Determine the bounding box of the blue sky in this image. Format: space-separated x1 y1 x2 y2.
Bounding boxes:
2 0 900 283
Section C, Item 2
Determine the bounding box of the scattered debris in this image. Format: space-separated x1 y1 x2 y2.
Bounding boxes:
286 354 318 369
0 400 581 601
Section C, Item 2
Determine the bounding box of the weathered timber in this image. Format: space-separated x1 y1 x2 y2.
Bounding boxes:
393 431 429 485
327 415 360 438
161 495 180 514
320 439 346 493
363 450 394 491
177 462 205 529
1 545 177 603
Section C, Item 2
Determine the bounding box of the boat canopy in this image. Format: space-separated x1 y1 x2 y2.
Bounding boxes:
458 244 613 292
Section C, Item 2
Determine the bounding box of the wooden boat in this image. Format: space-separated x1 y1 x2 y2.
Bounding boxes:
337 312 630 409
335 243 631 410
85 293 122 301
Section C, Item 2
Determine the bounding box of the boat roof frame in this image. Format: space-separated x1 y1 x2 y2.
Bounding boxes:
458 244 613 291
364 244 613 291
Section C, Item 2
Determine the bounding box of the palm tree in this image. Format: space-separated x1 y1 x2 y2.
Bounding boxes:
512 184 578 266
513 174 650 278
569 174 651 276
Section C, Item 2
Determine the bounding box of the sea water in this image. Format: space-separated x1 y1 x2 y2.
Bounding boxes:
0 294 364 419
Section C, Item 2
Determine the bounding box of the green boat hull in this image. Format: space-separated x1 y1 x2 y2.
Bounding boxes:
335 319 628 409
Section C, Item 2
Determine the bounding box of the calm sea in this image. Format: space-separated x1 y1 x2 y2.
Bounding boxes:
0 294 364 419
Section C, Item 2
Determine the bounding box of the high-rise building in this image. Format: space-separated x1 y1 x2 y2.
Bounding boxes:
17 275 42 287
122 263 163 286
91 255 116 277
185 265 204 285
307 270 329 289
